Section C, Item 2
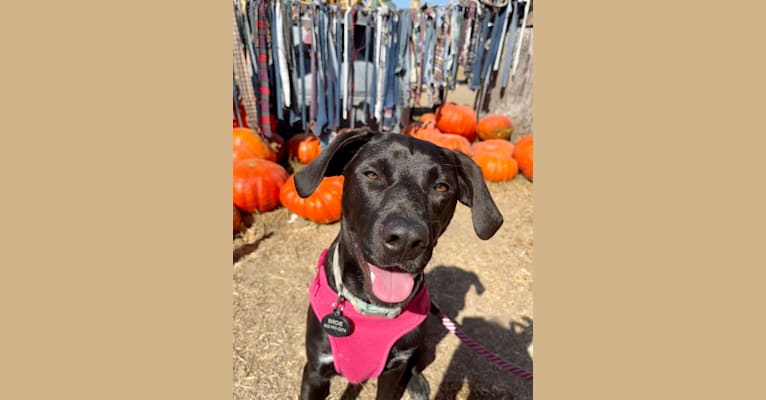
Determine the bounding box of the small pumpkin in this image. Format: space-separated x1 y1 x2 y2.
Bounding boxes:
477 114 514 141
513 135 534 181
287 133 322 164
233 158 288 213
279 175 344 224
427 133 473 156
233 205 242 233
435 102 478 143
471 139 515 159
233 127 277 162
403 121 441 141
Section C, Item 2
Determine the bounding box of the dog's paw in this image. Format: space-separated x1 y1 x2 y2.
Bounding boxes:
405 373 430 400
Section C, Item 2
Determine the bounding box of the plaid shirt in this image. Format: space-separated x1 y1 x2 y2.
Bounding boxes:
233 5 258 127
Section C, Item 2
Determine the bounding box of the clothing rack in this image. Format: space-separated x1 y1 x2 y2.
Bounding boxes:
233 0 532 142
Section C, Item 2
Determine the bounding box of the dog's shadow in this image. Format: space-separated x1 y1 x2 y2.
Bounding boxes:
425 266 533 400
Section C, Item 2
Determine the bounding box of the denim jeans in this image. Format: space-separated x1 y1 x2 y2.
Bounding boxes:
500 1 520 89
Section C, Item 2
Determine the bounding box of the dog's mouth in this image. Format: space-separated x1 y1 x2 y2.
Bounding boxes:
352 242 421 305
366 263 416 304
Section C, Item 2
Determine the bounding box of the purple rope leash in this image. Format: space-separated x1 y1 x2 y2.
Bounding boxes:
432 302 533 382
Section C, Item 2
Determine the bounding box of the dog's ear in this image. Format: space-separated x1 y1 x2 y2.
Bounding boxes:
294 130 376 198
454 152 504 240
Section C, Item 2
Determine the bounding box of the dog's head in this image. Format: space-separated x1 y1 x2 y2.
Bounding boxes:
295 130 503 307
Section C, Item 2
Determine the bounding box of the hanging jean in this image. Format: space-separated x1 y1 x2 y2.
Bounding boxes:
276 1 291 108
309 5 317 134
382 13 400 131
421 9 436 88
448 5 463 90
369 9 381 121
480 5 509 84
499 1 520 89
432 7 448 105
341 6 352 119
322 8 336 133
334 9 342 130
268 3 284 121
297 4 308 130
396 9 412 114
374 8 391 123
493 3 512 72
314 6 328 136
362 12 372 124
286 2 302 126
469 10 491 91
415 9 426 105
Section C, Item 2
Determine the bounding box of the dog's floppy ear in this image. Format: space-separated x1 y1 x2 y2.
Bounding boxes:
294 129 376 198
454 152 504 240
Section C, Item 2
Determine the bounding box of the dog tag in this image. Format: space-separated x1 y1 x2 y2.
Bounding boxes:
321 309 353 337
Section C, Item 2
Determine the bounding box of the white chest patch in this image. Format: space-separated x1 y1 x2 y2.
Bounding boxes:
318 353 334 365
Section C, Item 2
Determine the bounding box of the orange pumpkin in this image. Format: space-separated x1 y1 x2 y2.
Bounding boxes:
477 114 514 141
473 155 518 182
471 139 515 159
279 175 344 224
233 158 288 213
233 127 277 162
419 113 437 124
435 102 478 143
513 135 534 181
403 121 442 141
233 206 241 233
287 134 322 164
427 133 473 156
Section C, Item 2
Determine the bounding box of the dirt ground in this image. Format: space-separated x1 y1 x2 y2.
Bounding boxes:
233 175 533 400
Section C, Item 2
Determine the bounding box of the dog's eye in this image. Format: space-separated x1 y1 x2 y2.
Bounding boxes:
434 183 449 192
363 171 379 180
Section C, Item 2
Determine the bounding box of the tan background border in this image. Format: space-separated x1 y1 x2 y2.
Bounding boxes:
2 0 765 399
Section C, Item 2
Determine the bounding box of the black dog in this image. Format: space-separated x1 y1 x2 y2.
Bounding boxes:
295 129 503 400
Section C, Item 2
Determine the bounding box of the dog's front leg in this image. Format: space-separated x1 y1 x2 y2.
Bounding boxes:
299 361 333 400
300 307 336 400
375 365 408 400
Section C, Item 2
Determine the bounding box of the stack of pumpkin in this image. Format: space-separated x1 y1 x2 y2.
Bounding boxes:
404 102 533 183
232 126 344 233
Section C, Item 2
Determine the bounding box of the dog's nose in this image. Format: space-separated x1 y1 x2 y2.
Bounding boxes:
380 217 429 260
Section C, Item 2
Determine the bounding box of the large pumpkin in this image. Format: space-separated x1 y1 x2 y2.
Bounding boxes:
435 102 478 142
513 135 534 181
279 175 344 224
233 158 288 213
477 114 514 141
473 155 518 182
472 139 519 181
471 139 515 159
403 121 441 142
233 127 277 162
427 133 473 156
287 133 322 164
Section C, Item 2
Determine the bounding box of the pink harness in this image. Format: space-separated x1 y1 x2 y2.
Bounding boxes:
308 249 430 384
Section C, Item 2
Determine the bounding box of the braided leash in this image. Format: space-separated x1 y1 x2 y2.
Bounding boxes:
431 302 533 381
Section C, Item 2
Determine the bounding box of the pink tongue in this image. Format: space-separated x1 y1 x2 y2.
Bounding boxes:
368 263 415 303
